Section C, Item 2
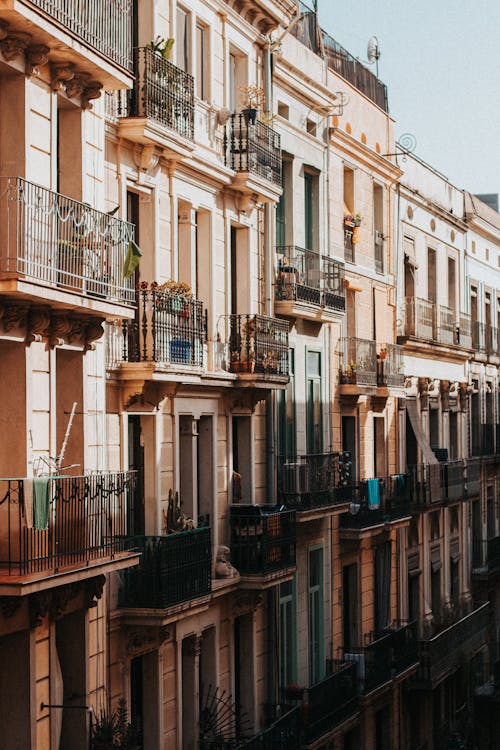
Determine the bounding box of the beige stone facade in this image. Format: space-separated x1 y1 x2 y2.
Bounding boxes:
0 2 499 749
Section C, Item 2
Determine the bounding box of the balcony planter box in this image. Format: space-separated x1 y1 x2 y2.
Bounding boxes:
242 107 258 125
170 339 192 363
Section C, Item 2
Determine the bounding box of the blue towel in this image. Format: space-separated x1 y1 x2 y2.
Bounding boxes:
395 473 406 490
366 478 380 510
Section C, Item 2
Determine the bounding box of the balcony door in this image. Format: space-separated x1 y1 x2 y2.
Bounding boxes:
279 579 297 693
308 546 325 684
306 351 322 454
128 415 145 535
343 563 359 648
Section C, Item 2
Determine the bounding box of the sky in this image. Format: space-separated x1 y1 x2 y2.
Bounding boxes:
316 0 500 197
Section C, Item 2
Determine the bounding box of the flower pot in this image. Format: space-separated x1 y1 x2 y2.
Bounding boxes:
242 107 258 125
354 218 362 227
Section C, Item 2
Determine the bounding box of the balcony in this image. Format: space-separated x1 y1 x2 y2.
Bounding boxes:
302 661 359 743
387 460 476 511
342 622 418 695
236 706 301 750
106 284 206 372
344 228 355 263
456 313 472 348
376 344 405 389
113 47 195 156
0 472 139 594
219 314 290 387
485 324 499 357
277 452 352 517
275 246 345 321
224 114 282 203
402 297 436 340
119 526 212 610
229 505 296 585
1 0 133 87
339 475 411 531
472 536 500 578
339 337 377 394
413 602 489 688
438 304 455 346
0 177 135 315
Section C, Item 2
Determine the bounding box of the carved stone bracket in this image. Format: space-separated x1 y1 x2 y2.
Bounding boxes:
28 575 106 628
28 590 52 629
3 303 29 333
26 307 51 345
125 625 171 656
0 19 9 41
232 591 264 618
133 144 160 174
25 44 50 76
84 319 105 351
459 383 468 412
82 80 103 110
224 388 267 414
83 575 106 609
65 71 90 99
0 32 31 62
51 62 75 91
440 379 450 411
0 596 22 619
418 377 429 410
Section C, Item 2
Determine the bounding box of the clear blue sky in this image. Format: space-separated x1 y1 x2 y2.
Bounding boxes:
317 0 500 196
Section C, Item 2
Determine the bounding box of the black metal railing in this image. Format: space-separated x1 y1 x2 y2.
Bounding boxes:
290 3 389 112
119 526 211 609
236 706 302 750
339 476 411 529
229 505 296 575
224 114 281 186
339 337 377 385
107 285 206 369
0 177 136 304
472 536 500 572
221 314 290 378
303 661 358 742
119 47 194 139
0 472 136 576
277 452 352 510
472 320 486 352
30 0 133 70
377 344 404 387
275 246 345 312
416 603 489 685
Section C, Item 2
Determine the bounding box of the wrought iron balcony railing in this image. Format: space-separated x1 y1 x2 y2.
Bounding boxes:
224 114 281 186
438 305 455 346
472 536 500 573
302 661 358 742
219 314 290 379
29 0 133 70
0 472 136 577
119 526 212 609
416 602 489 686
275 246 345 312
236 706 302 750
339 476 411 529
456 313 472 348
106 285 207 369
485 324 499 356
339 337 377 386
229 505 296 575
114 47 195 140
0 177 136 305
277 452 352 511
403 297 436 340
377 344 404 387
472 320 486 352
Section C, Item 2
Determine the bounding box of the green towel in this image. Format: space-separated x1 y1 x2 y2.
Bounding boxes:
33 477 50 531
123 240 142 279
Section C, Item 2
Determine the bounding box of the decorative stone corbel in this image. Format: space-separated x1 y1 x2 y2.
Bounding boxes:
67 317 87 346
3 303 29 333
65 71 90 100
0 19 10 41
50 62 75 91
83 575 106 609
0 32 31 62
25 44 50 76
234 192 258 213
0 596 22 619
84 318 105 351
133 143 160 173
26 307 51 345
48 314 72 347
28 590 52 628
440 379 450 411
81 80 103 110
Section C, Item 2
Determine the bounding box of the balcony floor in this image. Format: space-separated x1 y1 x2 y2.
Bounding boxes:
0 550 140 596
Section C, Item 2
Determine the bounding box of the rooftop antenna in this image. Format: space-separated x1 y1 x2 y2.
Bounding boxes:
366 35 381 77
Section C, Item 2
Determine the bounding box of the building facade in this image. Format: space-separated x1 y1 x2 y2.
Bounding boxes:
0 1 499 749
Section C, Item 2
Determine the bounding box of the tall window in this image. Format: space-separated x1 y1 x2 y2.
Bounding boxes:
304 171 318 250
276 162 288 247
195 23 207 100
308 547 324 684
306 351 322 453
176 7 190 72
278 349 295 457
427 248 437 303
279 579 297 692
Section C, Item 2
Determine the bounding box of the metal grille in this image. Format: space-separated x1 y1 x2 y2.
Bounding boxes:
123 47 194 140
119 527 211 609
223 314 289 378
303 662 358 742
0 472 136 576
278 452 351 510
29 0 133 70
224 114 282 186
403 297 436 339
229 506 296 575
339 337 377 385
275 246 345 312
456 313 472 348
377 344 404 387
438 305 455 345
472 321 486 352
344 229 354 263
0 177 136 304
109 286 206 368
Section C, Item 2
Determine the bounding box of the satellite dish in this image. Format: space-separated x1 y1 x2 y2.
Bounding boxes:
367 35 380 64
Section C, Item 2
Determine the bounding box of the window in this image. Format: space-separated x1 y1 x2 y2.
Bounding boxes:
228 50 247 111
277 101 289 119
308 547 324 684
195 23 207 100
276 159 290 247
427 248 437 303
304 171 315 250
279 579 297 691
447 257 456 310
373 183 384 273
343 166 355 262
177 6 190 72
306 118 316 136
306 351 322 453
277 350 295 457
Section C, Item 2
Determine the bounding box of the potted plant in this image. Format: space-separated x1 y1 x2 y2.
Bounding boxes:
91 698 141 750
344 213 355 229
354 213 362 227
146 36 175 61
239 84 265 125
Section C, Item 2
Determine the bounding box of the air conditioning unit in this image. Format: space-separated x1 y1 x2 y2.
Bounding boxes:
282 463 310 494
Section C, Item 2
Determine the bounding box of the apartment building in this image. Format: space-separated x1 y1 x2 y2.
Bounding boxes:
1 1 499 750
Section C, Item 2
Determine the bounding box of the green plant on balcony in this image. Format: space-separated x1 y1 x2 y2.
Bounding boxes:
91 698 140 750
146 36 175 61
239 84 265 125
164 488 195 533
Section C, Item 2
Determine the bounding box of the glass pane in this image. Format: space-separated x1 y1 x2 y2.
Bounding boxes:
196 24 205 99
